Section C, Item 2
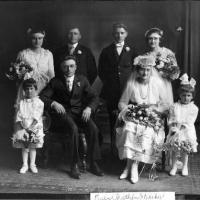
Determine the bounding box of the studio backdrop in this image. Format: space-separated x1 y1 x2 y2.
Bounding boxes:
0 1 199 142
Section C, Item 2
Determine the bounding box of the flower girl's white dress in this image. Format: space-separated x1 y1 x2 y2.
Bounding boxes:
12 96 44 148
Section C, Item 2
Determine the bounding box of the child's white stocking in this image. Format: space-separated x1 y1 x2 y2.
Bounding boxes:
22 148 29 166
182 153 189 176
30 148 36 166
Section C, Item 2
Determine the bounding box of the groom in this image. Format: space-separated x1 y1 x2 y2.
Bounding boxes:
40 56 103 179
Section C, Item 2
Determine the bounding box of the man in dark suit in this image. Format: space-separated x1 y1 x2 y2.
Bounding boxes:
40 56 103 179
54 27 97 85
98 23 137 151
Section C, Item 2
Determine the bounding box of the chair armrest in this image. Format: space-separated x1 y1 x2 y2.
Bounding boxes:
42 111 51 133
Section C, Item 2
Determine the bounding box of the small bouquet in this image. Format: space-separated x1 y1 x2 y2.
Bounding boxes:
122 104 164 132
5 60 33 81
155 53 180 81
168 139 193 154
12 127 41 148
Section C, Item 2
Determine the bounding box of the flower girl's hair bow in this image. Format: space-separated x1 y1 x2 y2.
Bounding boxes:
179 73 196 89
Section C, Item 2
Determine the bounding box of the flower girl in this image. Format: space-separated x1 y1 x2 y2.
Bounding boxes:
167 73 198 176
12 78 44 174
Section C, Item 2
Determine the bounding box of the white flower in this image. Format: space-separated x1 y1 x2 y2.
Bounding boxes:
125 46 130 52
77 82 81 87
156 61 165 69
138 111 142 115
139 116 143 121
77 50 82 54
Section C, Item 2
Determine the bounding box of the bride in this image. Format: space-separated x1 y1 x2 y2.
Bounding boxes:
116 55 169 184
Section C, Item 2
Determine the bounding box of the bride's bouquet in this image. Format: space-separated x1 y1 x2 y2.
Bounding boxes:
155 53 180 81
121 104 164 132
5 60 33 81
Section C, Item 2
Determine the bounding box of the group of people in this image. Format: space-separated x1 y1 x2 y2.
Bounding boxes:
11 23 198 185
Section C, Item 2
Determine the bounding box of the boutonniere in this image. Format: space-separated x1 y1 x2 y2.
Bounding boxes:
77 50 82 54
125 46 130 52
77 82 81 87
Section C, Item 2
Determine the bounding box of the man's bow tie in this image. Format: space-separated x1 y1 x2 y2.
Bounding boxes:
115 43 123 47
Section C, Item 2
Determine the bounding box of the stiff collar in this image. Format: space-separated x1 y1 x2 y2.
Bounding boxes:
68 43 78 49
115 41 125 47
64 75 75 83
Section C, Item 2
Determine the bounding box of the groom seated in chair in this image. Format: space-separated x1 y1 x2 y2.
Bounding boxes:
40 55 104 179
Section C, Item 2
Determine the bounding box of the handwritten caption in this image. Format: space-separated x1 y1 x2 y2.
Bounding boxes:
90 192 175 200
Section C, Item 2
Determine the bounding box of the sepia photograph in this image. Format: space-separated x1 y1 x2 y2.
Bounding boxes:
0 0 200 199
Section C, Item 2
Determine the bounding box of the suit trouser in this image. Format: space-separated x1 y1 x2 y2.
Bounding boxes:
106 102 119 146
58 112 101 165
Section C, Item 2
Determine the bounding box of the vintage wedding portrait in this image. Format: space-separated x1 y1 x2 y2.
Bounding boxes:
0 1 200 200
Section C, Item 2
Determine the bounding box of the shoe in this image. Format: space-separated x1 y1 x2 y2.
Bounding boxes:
80 159 87 173
169 167 177 176
119 168 129 180
71 164 81 179
30 165 38 173
130 163 139 184
90 162 104 176
19 165 28 174
182 166 188 176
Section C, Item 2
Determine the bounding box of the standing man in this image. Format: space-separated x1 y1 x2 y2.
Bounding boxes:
98 23 137 152
40 56 104 179
54 27 97 85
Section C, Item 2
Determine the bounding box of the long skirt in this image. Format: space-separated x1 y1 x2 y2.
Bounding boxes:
116 121 165 164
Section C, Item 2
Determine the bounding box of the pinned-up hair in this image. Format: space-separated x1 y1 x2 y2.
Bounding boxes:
22 78 37 90
145 27 163 39
27 27 46 37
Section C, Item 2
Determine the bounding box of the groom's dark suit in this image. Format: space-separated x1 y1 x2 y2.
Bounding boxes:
40 74 101 167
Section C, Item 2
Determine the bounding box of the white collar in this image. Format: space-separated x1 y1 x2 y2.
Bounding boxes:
65 75 75 82
68 43 78 49
115 41 125 47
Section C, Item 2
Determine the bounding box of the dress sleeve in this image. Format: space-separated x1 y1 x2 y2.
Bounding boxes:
166 48 178 66
47 51 55 80
16 50 25 62
185 104 199 124
33 99 44 122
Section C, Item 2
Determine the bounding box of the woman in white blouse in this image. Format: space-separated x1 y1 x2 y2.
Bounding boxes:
16 27 55 105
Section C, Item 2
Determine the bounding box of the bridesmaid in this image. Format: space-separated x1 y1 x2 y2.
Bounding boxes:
16 27 55 105
144 27 178 105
